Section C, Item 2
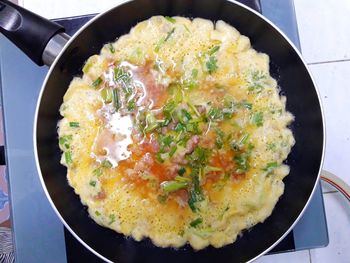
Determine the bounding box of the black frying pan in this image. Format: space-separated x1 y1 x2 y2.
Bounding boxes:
0 0 325 262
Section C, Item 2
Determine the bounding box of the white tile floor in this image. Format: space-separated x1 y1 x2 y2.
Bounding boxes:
16 0 350 262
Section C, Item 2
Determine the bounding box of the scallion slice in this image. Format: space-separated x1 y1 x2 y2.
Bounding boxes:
92 77 103 88
161 180 188 193
69 122 80 128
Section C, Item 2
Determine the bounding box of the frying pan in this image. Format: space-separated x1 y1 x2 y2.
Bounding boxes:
0 0 325 262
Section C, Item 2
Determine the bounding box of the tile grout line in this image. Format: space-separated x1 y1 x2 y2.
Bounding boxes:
307 58 350 65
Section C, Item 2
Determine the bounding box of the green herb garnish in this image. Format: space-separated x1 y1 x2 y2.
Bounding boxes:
144 113 159 133
113 89 120 111
114 67 131 83
108 214 116 225
252 112 264 127
127 99 135 111
93 167 103 177
191 69 199 79
157 194 168 204
234 153 249 173
165 16 176 23
89 180 96 187
92 77 103 88
101 159 113 169
175 123 185 132
190 217 203 228
208 45 220 56
64 151 73 165
165 27 175 42
240 100 252 110
178 167 186 176
95 211 101 216
101 88 113 103
169 146 177 157
59 135 72 150
163 100 176 119
109 43 115 53
69 122 80 128
206 56 218 74
263 162 278 173
155 28 175 52
188 174 204 212
161 180 189 193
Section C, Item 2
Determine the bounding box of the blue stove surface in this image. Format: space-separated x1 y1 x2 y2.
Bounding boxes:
0 0 328 262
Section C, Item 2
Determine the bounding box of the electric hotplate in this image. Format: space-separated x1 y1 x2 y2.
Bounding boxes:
0 0 328 262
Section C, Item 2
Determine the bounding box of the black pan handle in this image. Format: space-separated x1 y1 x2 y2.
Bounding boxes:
0 0 65 66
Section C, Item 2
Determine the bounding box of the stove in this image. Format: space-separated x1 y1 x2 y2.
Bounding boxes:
0 0 328 262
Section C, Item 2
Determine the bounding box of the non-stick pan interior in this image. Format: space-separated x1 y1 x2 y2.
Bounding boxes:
36 0 324 262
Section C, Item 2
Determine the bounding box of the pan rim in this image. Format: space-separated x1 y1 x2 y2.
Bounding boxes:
33 0 326 262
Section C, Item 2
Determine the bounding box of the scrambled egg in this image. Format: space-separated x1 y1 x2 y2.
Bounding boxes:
58 16 295 250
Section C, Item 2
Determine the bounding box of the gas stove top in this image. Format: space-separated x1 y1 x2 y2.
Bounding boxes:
0 0 328 262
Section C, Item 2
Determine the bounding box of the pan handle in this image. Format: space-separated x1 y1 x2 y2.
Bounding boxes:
0 0 68 66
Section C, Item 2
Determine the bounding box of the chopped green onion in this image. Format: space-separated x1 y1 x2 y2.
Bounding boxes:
208 45 220 56
114 67 131 83
175 123 185 132
95 211 101 216
101 88 113 103
108 214 116 225
64 151 73 165
112 89 120 111
169 146 177 157
175 175 191 183
215 128 225 149
234 153 250 173
161 180 189 193
59 135 72 150
165 16 176 23
238 133 250 145
190 217 203 227
191 68 198 79
252 112 264 127
263 162 278 173
240 100 252 110
109 43 115 53
157 194 168 204
93 168 103 177
186 100 201 117
181 109 192 123
89 180 96 187
127 99 135 111
154 28 175 53
204 166 223 173
186 122 199 134
164 27 175 42
92 77 103 88
144 113 159 133
188 147 210 167
69 122 80 128
208 107 222 120
101 159 113 168
155 152 164 163
188 174 204 212
163 100 176 119
160 135 173 149
206 56 218 74
178 167 186 176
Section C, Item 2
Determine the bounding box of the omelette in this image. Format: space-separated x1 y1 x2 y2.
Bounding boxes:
58 16 295 250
